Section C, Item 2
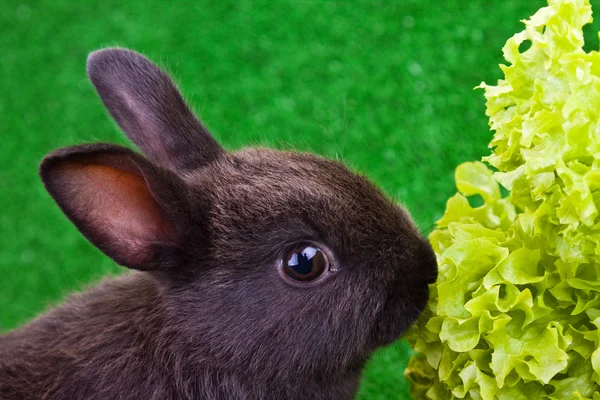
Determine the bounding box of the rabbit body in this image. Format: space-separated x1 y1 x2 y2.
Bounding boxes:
0 273 361 399
0 49 437 400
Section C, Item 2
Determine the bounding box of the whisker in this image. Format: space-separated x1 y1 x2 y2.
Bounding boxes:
420 223 438 237
340 94 348 159
417 255 437 267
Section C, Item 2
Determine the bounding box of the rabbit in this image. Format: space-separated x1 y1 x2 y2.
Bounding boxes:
0 48 438 400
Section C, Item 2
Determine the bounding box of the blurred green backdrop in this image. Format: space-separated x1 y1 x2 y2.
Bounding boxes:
2 0 600 398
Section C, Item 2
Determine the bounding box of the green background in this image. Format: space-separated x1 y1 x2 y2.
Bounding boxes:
2 1 599 398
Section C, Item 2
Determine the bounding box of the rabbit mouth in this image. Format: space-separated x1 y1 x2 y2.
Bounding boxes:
371 241 437 346
371 283 430 347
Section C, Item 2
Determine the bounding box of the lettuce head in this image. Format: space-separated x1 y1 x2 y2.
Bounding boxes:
404 0 600 398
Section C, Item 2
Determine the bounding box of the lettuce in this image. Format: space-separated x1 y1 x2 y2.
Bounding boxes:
404 0 600 398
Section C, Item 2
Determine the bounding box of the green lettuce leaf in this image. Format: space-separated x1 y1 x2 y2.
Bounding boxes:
405 0 600 398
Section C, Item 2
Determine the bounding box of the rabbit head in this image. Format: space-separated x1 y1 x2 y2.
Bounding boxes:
40 48 437 380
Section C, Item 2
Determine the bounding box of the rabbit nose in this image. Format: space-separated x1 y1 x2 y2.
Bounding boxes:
420 240 438 284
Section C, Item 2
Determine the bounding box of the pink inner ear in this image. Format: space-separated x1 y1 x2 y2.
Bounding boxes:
59 162 176 266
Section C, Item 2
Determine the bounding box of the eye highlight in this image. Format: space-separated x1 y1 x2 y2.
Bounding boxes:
281 244 329 283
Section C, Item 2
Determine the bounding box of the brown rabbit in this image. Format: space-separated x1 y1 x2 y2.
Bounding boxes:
0 48 437 400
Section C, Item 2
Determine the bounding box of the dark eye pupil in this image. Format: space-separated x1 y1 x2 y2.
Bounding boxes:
283 245 328 282
289 248 316 275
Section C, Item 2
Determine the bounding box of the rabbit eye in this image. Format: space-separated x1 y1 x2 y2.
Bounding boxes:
281 244 329 283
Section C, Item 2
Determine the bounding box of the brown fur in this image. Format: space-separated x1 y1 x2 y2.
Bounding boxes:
0 48 437 400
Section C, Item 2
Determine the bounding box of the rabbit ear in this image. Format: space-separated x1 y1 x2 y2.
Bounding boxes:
40 144 188 271
86 48 223 172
